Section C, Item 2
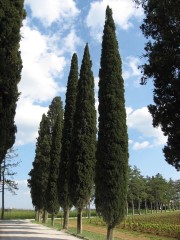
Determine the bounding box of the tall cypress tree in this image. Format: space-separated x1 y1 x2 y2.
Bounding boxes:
0 0 26 164
28 114 51 217
70 44 96 234
45 101 63 226
95 6 129 240
58 53 78 230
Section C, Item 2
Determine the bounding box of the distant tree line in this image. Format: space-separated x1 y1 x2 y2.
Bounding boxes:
127 166 180 215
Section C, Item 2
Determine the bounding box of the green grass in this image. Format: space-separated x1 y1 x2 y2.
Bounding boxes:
0 208 96 220
68 227 120 240
0 209 35 219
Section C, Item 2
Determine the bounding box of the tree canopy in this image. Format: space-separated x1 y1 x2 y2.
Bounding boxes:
70 44 96 233
0 0 26 164
28 114 51 211
58 53 78 230
95 6 129 240
138 0 180 170
45 105 63 224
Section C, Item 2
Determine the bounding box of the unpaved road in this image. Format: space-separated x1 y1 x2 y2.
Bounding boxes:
0 220 80 240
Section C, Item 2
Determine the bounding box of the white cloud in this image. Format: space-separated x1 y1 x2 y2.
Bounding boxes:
25 0 80 26
128 139 134 144
20 21 67 102
61 29 83 54
127 107 167 147
15 98 48 146
94 77 99 92
123 56 141 81
86 0 143 41
133 141 151 150
16 5 83 146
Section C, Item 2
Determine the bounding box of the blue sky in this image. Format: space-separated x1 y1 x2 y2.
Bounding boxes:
2 0 179 209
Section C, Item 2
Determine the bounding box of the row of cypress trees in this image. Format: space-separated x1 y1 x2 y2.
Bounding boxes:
28 6 128 240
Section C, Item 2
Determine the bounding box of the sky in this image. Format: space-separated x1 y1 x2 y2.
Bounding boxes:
2 0 179 209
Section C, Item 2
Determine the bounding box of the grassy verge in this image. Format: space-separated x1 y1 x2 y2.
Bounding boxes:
35 218 177 240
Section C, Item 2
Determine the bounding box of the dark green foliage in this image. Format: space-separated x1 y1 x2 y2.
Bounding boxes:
28 97 63 213
0 0 26 164
58 54 78 210
70 44 96 209
95 6 129 228
47 96 63 135
139 0 180 170
45 104 63 215
28 114 51 210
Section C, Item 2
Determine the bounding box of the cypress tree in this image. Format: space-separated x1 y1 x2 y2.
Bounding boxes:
28 114 51 218
44 97 63 223
58 53 78 230
70 44 96 234
45 103 63 226
0 0 26 164
95 6 129 240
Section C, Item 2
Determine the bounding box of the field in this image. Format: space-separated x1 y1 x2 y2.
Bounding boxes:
1 209 179 239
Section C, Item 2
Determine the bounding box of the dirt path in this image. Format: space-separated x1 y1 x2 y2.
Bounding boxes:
69 220 173 240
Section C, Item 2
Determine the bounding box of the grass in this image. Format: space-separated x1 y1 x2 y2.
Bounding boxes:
0 208 96 220
0 209 35 219
68 227 120 240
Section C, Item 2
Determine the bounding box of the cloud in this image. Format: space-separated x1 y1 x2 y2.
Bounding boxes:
132 141 151 150
61 29 84 54
15 98 48 146
20 21 67 103
127 107 167 147
123 56 141 83
17 18 82 146
86 0 143 41
25 0 80 26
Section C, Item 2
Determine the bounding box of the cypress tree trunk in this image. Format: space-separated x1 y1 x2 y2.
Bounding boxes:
126 200 129 216
63 208 69 230
77 208 82 234
132 199 134 216
42 210 48 223
145 199 147 214
160 203 163 213
138 199 141 215
88 202 91 219
150 202 153 214
107 225 114 240
38 210 42 222
35 210 38 221
51 214 55 226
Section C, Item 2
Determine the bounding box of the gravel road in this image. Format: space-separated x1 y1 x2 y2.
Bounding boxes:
0 220 81 240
